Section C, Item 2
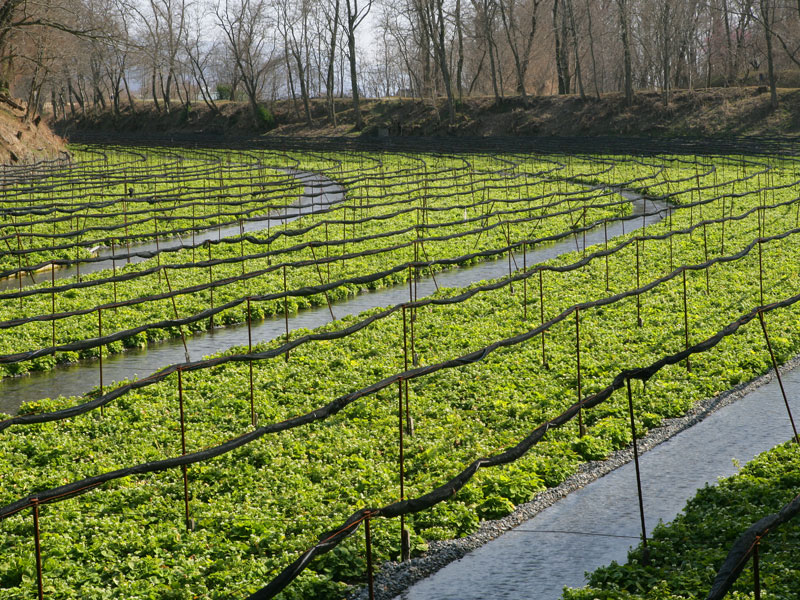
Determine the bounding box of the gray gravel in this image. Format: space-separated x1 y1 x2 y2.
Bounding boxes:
347 353 800 600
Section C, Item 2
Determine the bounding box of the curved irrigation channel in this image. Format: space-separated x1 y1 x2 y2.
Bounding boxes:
0 182 665 416
3 161 798 599
390 358 800 600
0 169 329 292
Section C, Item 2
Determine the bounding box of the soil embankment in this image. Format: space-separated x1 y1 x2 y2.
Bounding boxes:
0 95 66 163
52 87 800 140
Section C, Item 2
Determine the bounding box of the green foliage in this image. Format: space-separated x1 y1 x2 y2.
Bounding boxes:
215 85 232 101
257 105 275 129
1 149 799 599
563 442 800 600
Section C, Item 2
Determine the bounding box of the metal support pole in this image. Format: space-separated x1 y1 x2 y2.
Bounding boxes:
604 220 610 291
753 538 761 600
576 309 585 437
207 242 214 330
626 378 649 565
365 514 375 600
50 268 56 348
111 238 118 307
758 238 764 307
523 242 528 320
635 239 642 327
247 297 255 427
539 269 547 368
98 308 104 415
683 270 691 372
758 311 800 444
177 369 191 530
283 265 290 362
399 379 410 561
32 499 44 600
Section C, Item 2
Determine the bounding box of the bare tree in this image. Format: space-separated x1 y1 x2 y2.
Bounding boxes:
343 0 372 129
758 0 777 107
616 0 633 105
276 0 313 125
215 0 280 127
497 0 542 102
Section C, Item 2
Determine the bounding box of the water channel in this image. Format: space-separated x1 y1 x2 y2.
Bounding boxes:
398 367 800 600
1 177 664 417
4 166 796 599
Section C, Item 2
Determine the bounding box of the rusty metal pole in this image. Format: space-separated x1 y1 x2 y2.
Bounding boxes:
604 220 610 291
758 311 800 444
207 242 214 330
399 379 410 561
626 378 649 565
111 238 118 307
753 538 761 600
758 238 764 307
402 306 412 434
576 308 585 437
177 368 191 530
283 265 290 362
365 514 375 600
720 196 726 255
50 267 56 348
523 242 528 321
98 308 104 416
635 239 642 327
683 270 691 372
408 265 417 367
239 220 246 276
703 222 710 294
539 269 547 368
309 245 335 320
32 498 44 600
247 297 255 427
582 206 587 257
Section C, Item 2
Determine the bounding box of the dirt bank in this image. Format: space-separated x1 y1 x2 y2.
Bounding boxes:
52 87 800 141
0 95 67 163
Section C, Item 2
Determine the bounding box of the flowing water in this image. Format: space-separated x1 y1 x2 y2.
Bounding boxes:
398 368 800 599
0 183 665 415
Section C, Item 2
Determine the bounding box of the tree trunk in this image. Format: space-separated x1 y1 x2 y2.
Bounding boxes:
585 0 600 97
617 0 633 106
661 1 670 107
326 0 340 126
455 0 464 101
151 70 161 112
567 0 584 99
347 26 363 129
760 0 778 108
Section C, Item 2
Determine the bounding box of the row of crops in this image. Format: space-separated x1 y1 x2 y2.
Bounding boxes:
1 139 799 599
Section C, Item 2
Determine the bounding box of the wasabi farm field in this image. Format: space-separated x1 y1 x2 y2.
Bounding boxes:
1 139 799 599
